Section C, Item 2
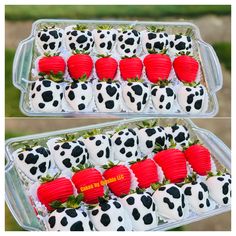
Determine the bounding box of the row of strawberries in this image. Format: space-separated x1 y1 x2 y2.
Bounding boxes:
36 25 194 58
37 165 231 231
38 48 199 83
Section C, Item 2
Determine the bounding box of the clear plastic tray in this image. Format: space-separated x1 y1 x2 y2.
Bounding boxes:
13 19 223 117
5 118 231 231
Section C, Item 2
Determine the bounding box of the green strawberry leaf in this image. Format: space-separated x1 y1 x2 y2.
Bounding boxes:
97 25 113 30
73 24 88 31
40 172 61 183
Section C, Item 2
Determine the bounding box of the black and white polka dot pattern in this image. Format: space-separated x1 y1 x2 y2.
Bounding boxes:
117 29 141 57
36 27 63 54
83 134 113 166
122 82 150 113
177 84 208 114
30 78 63 113
119 192 157 231
141 31 169 54
95 82 122 112
111 128 139 162
13 145 51 181
65 26 94 53
152 184 189 220
151 85 176 113
47 208 94 231
93 29 117 55
49 139 89 170
88 199 132 231
64 82 93 112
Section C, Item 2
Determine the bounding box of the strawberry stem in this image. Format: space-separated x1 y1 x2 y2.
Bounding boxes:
40 172 61 184
83 129 101 139
73 24 88 31
97 25 113 30
146 26 165 33
137 120 157 129
72 163 94 173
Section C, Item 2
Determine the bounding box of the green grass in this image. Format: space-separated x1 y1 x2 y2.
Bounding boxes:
213 42 231 71
5 49 24 117
5 5 231 21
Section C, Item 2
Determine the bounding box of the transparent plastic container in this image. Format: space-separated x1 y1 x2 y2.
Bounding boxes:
5 118 231 231
13 19 223 117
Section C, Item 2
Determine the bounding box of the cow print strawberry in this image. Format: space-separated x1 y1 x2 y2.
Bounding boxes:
111 128 139 162
13 145 51 181
122 82 150 112
83 134 113 166
119 192 157 231
142 31 169 54
168 34 193 56
36 27 63 54
95 82 121 112
137 125 166 155
152 184 189 220
93 29 117 54
49 139 89 170
30 78 63 113
117 29 141 57
151 85 176 113
177 84 208 114
47 208 94 231
64 82 93 111
65 26 94 53
182 180 215 213
165 124 190 149
88 199 132 231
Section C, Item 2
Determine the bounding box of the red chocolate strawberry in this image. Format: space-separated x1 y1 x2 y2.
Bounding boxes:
67 50 93 80
173 52 199 83
129 157 158 188
37 173 74 211
143 49 172 83
119 56 143 80
184 143 211 176
95 55 118 80
153 147 187 183
102 161 131 197
38 53 66 78
72 163 104 204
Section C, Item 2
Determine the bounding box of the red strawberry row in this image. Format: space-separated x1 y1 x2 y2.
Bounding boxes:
38 50 199 83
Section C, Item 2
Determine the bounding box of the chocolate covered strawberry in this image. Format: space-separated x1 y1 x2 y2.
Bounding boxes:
141 26 169 54
177 83 208 114
122 78 150 112
36 25 63 54
38 53 66 79
65 24 94 53
144 49 172 83
37 173 74 211
137 120 166 155
47 194 94 231
30 76 63 113
119 188 157 231
67 50 93 80
119 56 143 81
64 75 93 112
94 80 122 112
47 134 89 171
117 26 141 57
102 161 131 197
111 126 139 162
83 129 113 166
129 157 158 189
94 25 117 54
206 171 231 206
72 163 104 204
182 173 215 213
184 142 211 176
173 52 199 83
95 55 118 80
88 195 132 231
13 143 51 181
152 180 189 220
151 80 176 113
153 147 187 183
